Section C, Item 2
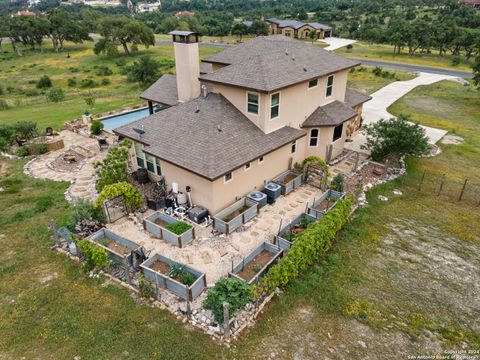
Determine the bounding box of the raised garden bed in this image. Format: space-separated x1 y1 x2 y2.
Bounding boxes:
274 213 316 251
272 170 303 195
307 190 345 219
229 242 283 285
143 212 194 248
140 254 207 300
88 228 140 265
213 197 259 234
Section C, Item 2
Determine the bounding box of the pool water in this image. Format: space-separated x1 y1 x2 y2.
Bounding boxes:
101 105 164 131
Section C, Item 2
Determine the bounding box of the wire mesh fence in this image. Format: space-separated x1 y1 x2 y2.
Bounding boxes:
397 170 480 207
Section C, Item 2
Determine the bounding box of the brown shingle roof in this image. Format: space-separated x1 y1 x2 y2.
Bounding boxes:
344 88 372 108
200 36 359 92
301 101 357 128
114 93 306 180
139 74 178 106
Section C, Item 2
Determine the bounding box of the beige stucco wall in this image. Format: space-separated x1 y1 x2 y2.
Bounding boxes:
303 123 348 161
213 69 348 134
129 138 306 214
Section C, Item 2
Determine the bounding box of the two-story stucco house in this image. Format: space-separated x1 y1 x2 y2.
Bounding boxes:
266 18 333 39
114 31 370 214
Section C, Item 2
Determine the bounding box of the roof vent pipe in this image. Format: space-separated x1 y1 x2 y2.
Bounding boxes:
292 53 295 61
303 66 307 71
195 104 200 113
285 48 288 55
201 84 207 97
217 124 222 132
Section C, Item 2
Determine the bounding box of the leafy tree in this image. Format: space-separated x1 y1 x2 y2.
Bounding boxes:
94 181 142 211
231 23 248 40
125 55 160 86
96 16 154 55
249 19 269 36
472 55 480 89
0 17 8 53
46 8 90 52
308 29 316 44
361 115 430 161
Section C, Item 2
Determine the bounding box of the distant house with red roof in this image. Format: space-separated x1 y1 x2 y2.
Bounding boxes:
459 0 480 9
11 10 36 17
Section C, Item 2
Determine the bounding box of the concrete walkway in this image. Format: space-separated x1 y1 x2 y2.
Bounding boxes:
345 72 460 153
322 37 357 51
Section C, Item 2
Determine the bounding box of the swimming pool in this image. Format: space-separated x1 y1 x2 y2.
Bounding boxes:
101 105 164 131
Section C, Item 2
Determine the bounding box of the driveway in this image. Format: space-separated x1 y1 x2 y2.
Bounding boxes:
321 37 357 51
345 72 460 152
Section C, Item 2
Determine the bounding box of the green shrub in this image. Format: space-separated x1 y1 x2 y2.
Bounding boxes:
25 89 39 97
372 66 383 76
330 173 345 192
13 121 37 140
346 44 353 51
165 221 191 235
67 78 77 87
94 181 142 211
16 147 29 157
115 58 127 67
36 75 52 89
69 67 80 73
46 88 65 103
138 274 156 299
179 272 196 286
0 85 3 95
0 137 9 151
257 196 354 295
74 237 110 272
101 78 111 86
203 277 251 324
94 140 131 191
33 143 48 155
95 66 113 76
68 199 105 229
80 78 98 88
451 57 460 67
90 120 104 135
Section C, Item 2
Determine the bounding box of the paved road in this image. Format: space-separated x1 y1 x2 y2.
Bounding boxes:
353 58 473 79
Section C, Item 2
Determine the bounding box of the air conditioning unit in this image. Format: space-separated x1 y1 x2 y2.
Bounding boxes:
247 191 268 209
263 182 282 204
188 206 209 224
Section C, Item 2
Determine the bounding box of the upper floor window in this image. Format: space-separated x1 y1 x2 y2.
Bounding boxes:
291 141 297 154
270 93 280 119
333 123 343 142
245 162 251 170
258 156 264 164
308 79 318 88
309 129 319 147
326 75 334 97
224 172 233 183
247 92 259 114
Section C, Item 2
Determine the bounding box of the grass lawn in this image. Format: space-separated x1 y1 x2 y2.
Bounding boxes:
0 41 222 131
336 41 474 73
347 66 415 95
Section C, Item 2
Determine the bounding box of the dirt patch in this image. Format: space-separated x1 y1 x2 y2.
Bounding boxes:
0 161 9 178
49 150 85 172
275 172 300 186
441 134 464 145
38 272 58 285
98 237 132 255
315 198 337 212
153 218 169 227
150 260 170 275
223 205 250 222
236 250 275 282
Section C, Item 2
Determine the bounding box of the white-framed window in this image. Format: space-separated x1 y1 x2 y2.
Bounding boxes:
309 129 319 147
145 154 155 173
134 142 145 168
270 92 280 119
155 158 162 175
291 141 296 154
308 79 318 88
258 156 264 164
326 75 334 97
245 162 251 171
333 123 343 142
224 172 233 183
247 92 259 114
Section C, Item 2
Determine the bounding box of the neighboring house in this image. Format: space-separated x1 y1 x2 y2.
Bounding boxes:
459 0 480 8
11 10 36 16
137 1 161 13
266 18 333 39
114 32 370 214
175 10 195 16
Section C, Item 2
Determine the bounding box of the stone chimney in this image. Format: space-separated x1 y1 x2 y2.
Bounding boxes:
169 31 201 102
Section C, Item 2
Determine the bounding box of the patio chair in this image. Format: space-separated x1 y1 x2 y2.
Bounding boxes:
98 138 109 150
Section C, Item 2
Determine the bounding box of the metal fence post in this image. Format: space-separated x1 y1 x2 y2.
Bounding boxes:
459 179 468 201
437 174 445 196
418 170 426 191
223 302 230 338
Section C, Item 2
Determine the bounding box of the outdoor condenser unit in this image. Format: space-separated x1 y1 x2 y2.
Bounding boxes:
247 191 268 209
188 206 209 224
263 182 282 204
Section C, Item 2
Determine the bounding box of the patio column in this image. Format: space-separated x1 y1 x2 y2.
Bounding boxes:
148 101 154 115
